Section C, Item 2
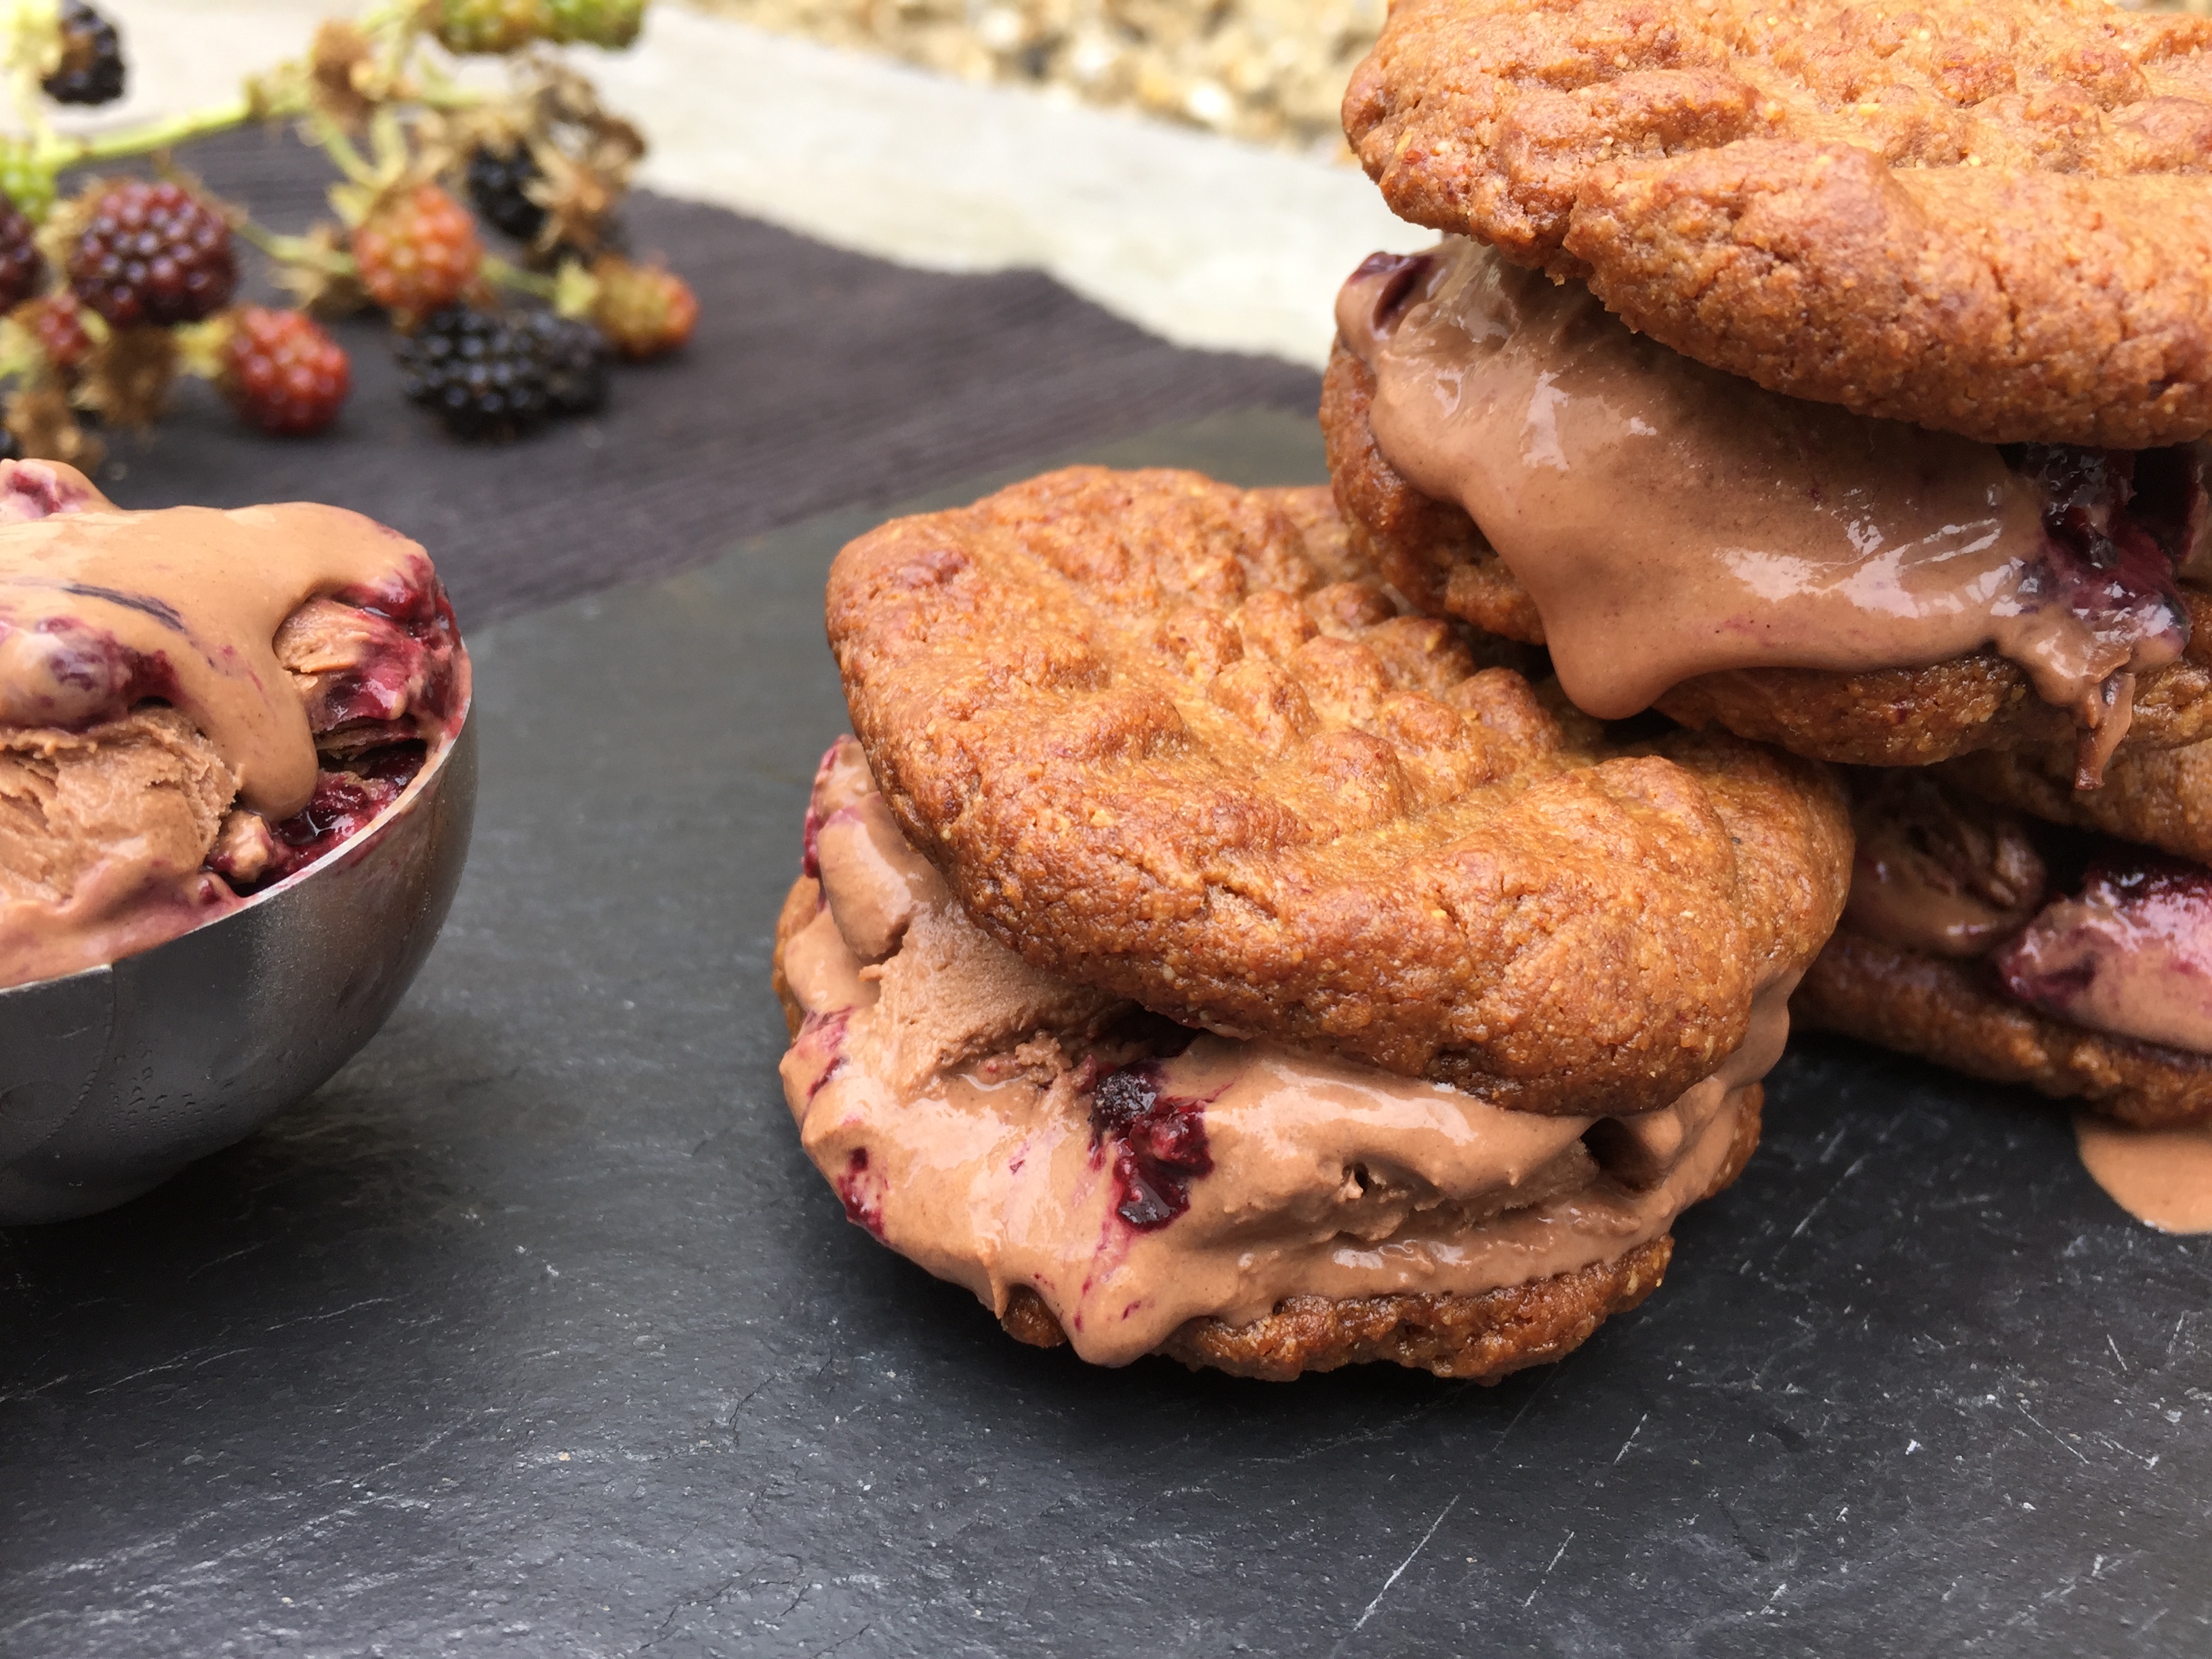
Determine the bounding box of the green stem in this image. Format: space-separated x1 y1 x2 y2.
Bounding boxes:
68 95 256 164
238 218 357 275
482 255 554 298
306 106 380 186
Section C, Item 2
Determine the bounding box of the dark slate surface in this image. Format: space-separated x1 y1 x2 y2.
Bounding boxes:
4 409 2211 1658
74 127 1319 625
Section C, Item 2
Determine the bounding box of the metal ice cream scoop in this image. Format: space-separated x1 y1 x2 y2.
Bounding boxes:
0 709 477 1225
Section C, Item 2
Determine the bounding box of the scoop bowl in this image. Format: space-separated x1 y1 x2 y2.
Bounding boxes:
0 709 477 1225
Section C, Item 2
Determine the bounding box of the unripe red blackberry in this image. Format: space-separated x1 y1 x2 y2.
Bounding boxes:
67 180 236 328
350 183 482 323
590 256 697 361
222 307 350 436
17 292 91 373
0 195 43 312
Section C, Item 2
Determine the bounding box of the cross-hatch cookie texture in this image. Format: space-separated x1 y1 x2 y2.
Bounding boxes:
1343 0 2212 447
825 467 1851 1117
1319 346 2212 767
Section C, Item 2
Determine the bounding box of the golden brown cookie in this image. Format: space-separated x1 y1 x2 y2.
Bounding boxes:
1943 737 2212 868
1005 1235 1674 1382
1343 0 2212 447
1322 346 2212 768
1795 928 2212 1126
827 466 1849 1117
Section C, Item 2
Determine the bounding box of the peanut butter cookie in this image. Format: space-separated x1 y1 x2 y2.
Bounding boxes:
1797 928 2212 1126
825 466 1849 1116
1343 0 2212 447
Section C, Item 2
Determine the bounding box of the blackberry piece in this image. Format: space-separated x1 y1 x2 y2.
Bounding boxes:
466 142 547 245
22 291 92 372
0 195 44 312
519 310 607 415
42 0 125 106
394 304 549 440
67 180 236 328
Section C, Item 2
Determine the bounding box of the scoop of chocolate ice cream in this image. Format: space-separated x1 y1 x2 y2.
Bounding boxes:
0 459 464 989
0 706 240 986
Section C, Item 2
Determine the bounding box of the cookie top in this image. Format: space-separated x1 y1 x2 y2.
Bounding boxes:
1343 0 2212 447
825 466 1850 1115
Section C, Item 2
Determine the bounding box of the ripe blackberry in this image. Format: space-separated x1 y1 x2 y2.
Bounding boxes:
519 310 608 415
591 256 697 361
0 196 43 312
42 0 125 106
431 0 550 54
394 304 548 439
67 180 236 328
465 142 547 245
350 182 481 322
222 307 350 436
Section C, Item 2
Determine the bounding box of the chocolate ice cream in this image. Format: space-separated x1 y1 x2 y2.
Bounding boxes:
0 459 465 989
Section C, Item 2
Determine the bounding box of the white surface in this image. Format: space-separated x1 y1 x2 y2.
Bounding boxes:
86 0 1425 365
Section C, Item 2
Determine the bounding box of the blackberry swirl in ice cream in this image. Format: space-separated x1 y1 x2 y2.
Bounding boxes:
1797 764 2212 1130
0 459 466 989
774 737 1778 1378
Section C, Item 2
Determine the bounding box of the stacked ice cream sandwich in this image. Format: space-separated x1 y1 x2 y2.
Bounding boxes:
770 0 2212 1371
1324 1 2212 1170
777 468 1851 1378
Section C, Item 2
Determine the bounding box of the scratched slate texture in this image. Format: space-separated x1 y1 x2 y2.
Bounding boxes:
3 407 2210 1658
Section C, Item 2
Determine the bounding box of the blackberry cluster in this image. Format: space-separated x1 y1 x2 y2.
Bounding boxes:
465 142 548 244
0 196 44 312
42 0 125 107
395 304 608 438
67 180 236 328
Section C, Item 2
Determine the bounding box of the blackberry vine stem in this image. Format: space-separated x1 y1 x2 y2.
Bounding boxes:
65 94 255 165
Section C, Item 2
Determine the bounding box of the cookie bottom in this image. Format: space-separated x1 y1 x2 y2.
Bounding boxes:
1795 929 2212 1128
1000 1086 1763 1381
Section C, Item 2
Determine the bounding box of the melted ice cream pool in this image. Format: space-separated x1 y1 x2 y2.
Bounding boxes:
2075 1115 2212 1234
777 737 1790 1368
1336 240 2202 760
